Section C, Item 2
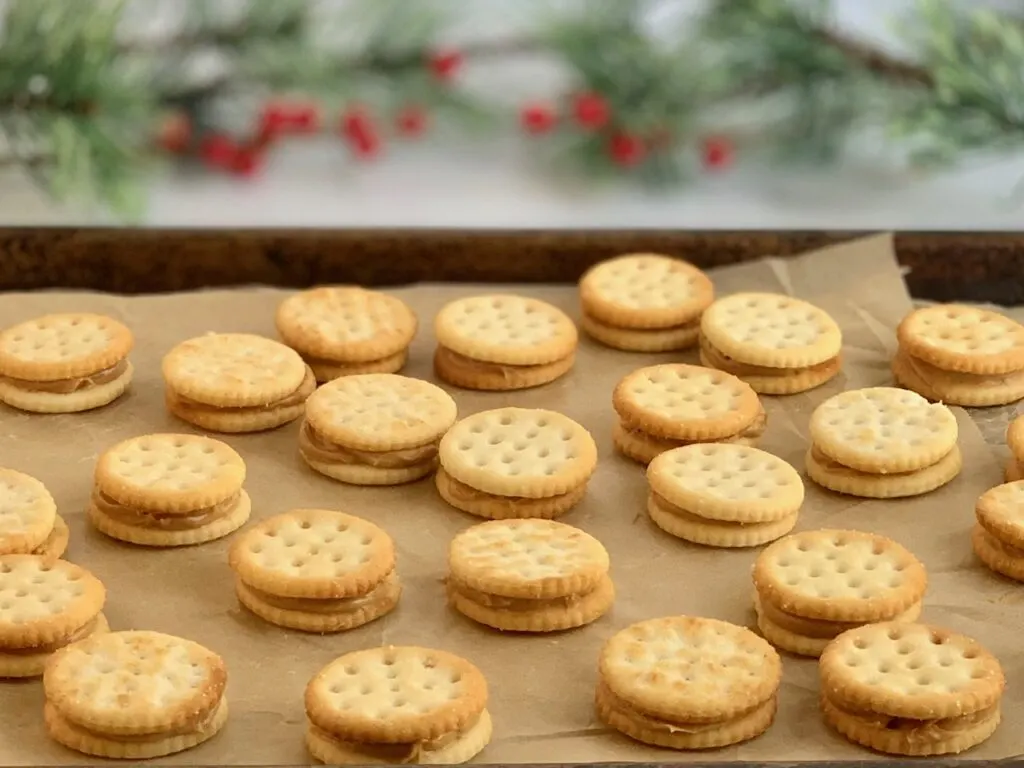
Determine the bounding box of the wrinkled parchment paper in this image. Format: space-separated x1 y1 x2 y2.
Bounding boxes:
0 234 1020 765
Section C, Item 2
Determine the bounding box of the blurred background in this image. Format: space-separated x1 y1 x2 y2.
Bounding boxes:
3 0 1024 230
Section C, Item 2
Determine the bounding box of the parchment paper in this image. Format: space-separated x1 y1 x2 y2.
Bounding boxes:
0 234 1021 765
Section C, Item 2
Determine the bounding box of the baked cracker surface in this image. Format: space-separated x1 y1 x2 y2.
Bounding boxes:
434 295 577 366
438 408 597 499
0 468 56 555
0 313 133 380
898 304 1024 375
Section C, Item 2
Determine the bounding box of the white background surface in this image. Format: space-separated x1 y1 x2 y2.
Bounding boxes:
3 0 1024 230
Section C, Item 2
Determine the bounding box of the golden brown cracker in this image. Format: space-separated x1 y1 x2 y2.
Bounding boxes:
898 304 1024 375
0 313 133 381
0 468 57 555
434 295 577 366
580 312 699 352
578 253 713 330
276 286 417 363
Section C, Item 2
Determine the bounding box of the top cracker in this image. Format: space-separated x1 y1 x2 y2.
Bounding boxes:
0 313 133 380
898 304 1024 375
579 254 713 329
600 616 781 723
276 287 417 363
701 293 841 368
163 333 307 407
304 374 457 451
434 295 577 366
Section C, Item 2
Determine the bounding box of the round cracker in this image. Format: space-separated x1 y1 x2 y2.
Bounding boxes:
438 408 597 499
44 630 227 736
976 480 1024 549
612 364 761 441
304 374 457 451
434 295 577 366
94 433 246 512
0 468 57 555
448 519 609 600
275 287 417 363
898 304 1024 375
647 444 804 523
580 312 700 352
1006 414 1024 462
162 333 307 407
305 647 488 744
0 313 133 381
809 387 959 474
753 529 927 622
819 622 1004 721
599 616 781 723
578 254 713 330
700 293 841 368
230 509 395 599
0 555 105 649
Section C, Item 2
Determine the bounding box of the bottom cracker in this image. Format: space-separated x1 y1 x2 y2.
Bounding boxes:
305 709 492 765
596 682 777 750
235 575 401 633
1006 458 1023 483
648 494 797 548
972 524 1024 582
580 313 700 353
32 514 69 563
0 613 109 679
612 420 760 466
820 695 1000 757
805 445 962 499
307 350 408 383
0 363 133 414
699 336 840 395
436 468 586 520
448 574 614 632
303 456 437 486
433 346 574 391
753 595 922 659
88 490 251 547
44 698 228 759
892 349 1024 407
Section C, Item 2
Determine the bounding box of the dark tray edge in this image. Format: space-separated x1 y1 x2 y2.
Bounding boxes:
1 228 1022 303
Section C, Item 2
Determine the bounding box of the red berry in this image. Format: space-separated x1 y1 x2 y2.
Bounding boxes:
292 104 320 133
520 104 557 135
395 106 429 137
428 49 463 81
340 106 373 138
231 148 263 177
572 92 610 129
349 130 382 159
608 133 646 167
201 135 237 168
259 102 291 137
702 136 734 170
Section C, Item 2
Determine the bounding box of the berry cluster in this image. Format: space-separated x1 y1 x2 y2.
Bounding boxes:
519 93 734 171
157 50 462 176
156 50 735 178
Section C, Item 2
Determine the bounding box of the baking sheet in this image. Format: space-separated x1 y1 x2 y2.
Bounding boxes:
0 234 1020 764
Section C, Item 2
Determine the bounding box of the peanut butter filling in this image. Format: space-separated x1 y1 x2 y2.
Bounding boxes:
826 696 999 736
0 359 129 394
438 469 579 513
810 445 952 477
757 597 866 640
651 492 789 528
701 335 838 379
449 579 590 612
242 572 398 614
91 489 241 531
309 713 480 762
435 345 570 377
169 366 315 415
1 616 101 655
976 524 1024 558
599 682 772 735
623 405 767 448
299 421 437 470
